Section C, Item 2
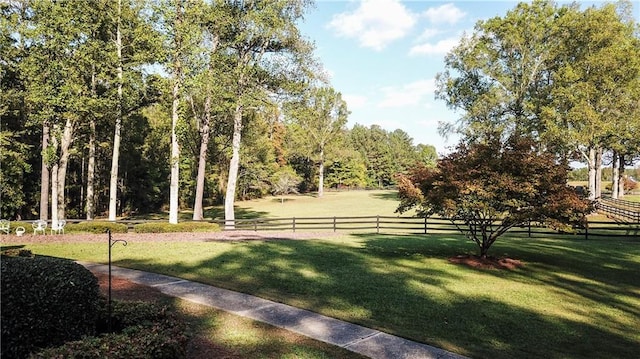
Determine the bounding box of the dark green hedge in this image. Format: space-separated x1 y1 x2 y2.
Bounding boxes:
133 221 220 233
70 221 128 234
32 301 187 359
1 256 101 359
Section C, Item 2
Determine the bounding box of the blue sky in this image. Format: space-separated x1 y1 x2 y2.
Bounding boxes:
297 0 608 155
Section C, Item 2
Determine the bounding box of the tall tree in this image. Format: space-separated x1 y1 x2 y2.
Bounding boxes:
105 0 160 220
222 0 315 228
543 2 640 200
21 0 105 223
285 86 349 197
435 0 561 144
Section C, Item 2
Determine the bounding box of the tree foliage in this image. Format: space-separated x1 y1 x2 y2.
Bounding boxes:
437 0 640 200
397 134 592 258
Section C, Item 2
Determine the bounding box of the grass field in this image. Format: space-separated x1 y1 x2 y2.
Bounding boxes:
17 233 640 359
130 190 411 220
5 190 640 358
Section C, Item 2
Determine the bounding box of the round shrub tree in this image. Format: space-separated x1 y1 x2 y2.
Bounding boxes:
1 255 101 358
396 134 593 258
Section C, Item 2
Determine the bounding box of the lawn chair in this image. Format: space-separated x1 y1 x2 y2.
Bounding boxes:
0 219 9 234
51 220 66 235
32 220 47 235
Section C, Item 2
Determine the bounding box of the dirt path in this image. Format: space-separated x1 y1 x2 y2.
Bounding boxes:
0 230 341 245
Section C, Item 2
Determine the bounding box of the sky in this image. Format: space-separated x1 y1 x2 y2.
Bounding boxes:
297 0 610 155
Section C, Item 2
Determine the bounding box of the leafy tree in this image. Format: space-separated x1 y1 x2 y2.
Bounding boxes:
222 0 315 227
416 143 438 168
435 0 560 144
270 166 301 203
543 2 640 200
285 86 349 197
349 124 396 188
325 146 367 189
397 134 592 258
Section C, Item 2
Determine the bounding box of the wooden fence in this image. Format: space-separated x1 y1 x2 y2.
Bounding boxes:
210 215 640 239
596 197 640 223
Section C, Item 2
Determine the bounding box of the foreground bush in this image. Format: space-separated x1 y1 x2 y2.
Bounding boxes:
71 221 128 234
1 256 101 359
134 221 220 233
32 301 187 359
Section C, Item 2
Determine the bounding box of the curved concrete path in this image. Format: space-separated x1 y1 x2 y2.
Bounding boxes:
80 262 468 359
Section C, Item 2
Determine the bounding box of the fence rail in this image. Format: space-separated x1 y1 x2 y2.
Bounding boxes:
210 215 639 239
596 198 640 223
39 215 640 240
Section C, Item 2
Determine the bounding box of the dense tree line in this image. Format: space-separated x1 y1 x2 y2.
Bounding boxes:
436 0 640 200
0 0 435 222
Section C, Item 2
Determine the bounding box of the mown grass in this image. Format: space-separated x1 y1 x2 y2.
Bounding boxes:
16 233 640 359
124 190 411 221
168 297 367 358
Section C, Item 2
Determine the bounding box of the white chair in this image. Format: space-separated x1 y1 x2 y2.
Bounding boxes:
15 226 25 236
0 219 9 234
32 220 47 235
51 220 66 235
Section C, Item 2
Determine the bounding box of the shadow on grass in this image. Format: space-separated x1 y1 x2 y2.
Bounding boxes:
122 207 270 221
368 191 398 201
107 233 639 359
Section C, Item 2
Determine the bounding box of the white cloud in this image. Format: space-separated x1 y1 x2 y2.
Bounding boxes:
343 94 368 110
377 79 435 108
416 28 442 41
409 37 458 56
327 0 416 51
422 3 466 25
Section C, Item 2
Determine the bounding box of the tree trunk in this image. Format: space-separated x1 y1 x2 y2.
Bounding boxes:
56 118 74 221
51 162 59 229
618 154 626 198
86 68 97 220
193 35 218 221
108 0 123 221
50 128 59 228
169 0 183 225
225 104 243 229
595 147 603 199
318 147 324 198
40 123 50 221
587 147 597 201
193 106 210 220
169 77 181 224
612 151 619 199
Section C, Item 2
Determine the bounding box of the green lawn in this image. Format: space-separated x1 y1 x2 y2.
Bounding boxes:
16 233 640 359
130 190 411 220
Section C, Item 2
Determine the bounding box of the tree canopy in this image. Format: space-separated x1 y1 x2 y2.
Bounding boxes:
436 0 640 199
397 134 592 258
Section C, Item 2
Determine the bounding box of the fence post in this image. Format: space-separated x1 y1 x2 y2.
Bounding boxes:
584 222 588 240
376 215 380 234
293 217 296 232
254 218 257 231
333 217 337 232
424 216 427 235
528 220 531 238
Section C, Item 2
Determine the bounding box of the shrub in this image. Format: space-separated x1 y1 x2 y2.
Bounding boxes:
1 256 101 359
134 221 220 233
70 221 128 234
32 301 187 359
1 248 34 257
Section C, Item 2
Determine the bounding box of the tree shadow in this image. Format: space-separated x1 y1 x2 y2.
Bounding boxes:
108 233 640 358
368 191 398 201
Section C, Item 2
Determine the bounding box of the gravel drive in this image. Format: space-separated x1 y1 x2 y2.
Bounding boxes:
0 230 341 244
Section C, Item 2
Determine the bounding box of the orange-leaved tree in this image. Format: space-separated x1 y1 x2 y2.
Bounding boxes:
396 134 592 258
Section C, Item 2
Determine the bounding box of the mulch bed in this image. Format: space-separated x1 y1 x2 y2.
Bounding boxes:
93 272 238 359
448 255 524 270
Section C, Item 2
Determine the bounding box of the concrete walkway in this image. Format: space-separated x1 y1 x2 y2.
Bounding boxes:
80 262 468 359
